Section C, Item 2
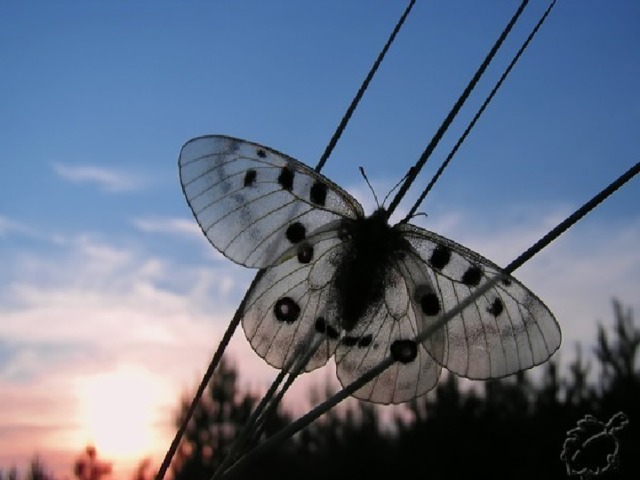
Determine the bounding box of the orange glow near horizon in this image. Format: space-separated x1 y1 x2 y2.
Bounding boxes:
74 365 171 461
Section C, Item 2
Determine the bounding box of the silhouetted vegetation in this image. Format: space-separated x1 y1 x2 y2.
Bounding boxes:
3 300 638 479
172 299 638 480
73 446 112 480
171 357 292 480
0 457 54 480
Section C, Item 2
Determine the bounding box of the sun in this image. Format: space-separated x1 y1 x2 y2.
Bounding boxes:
75 365 169 461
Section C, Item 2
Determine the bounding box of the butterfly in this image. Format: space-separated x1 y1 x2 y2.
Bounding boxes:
179 135 561 404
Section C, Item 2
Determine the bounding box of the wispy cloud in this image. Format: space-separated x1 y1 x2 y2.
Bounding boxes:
132 217 202 238
0 233 262 475
51 162 146 192
132 216 226 261
0 215 36 237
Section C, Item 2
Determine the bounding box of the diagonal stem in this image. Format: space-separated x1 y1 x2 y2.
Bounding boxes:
385 0 530 219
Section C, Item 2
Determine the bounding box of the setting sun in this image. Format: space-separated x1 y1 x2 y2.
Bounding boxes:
75 365 170 461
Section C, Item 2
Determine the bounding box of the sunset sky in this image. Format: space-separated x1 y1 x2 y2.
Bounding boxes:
1 1 640 478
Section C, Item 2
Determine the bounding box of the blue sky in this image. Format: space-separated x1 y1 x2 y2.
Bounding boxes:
1 1 640 477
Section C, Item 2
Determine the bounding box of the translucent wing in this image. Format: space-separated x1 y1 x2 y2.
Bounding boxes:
241 222 347 371
334 256 443 404
179 135 364 268
397 223 561 380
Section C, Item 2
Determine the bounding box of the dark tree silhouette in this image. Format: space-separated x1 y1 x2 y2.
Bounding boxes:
298 386 395 480
593 299 640 478
0 467 19 480
171 299 637 480
389 300 639 480
170 357 291 480
25 457 54 480
0 456 55 480
73 445 112 480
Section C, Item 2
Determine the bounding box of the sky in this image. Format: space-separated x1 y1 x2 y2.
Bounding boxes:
1 0 639 478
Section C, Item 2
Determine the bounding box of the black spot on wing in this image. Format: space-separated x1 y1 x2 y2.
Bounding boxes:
420 292 441 316
315 317 326 333
487 298 504 317
257 148 266 158
315 317 340 339
341 334 373 348
278 166 294 191
390 339 417 363
341 336 358 347
297 243 313 264
286 222 306 244
429 244 451 270
326 324 340 339
461 266 483 287
274 297 300 323
327 325 340 340
310 181 327 206
243 169 257 187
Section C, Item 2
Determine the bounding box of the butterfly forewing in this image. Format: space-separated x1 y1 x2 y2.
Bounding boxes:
398 223 561 379
179 135 364 268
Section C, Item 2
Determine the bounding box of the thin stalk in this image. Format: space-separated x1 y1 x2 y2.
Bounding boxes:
385 0 530 219
402 0 557 222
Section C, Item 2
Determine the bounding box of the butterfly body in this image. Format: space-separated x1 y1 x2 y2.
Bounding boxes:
179 135 561 404
334 208 409 331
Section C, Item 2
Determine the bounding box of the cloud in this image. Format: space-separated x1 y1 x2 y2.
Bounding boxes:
131 216 226 261
132 217 201 237
0 232 271 476
51 162 146 192
0 215 36 238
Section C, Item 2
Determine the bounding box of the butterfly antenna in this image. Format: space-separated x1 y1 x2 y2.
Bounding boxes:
382 168 414 207
384 0 530 221
401 0 557 224
360 166 381 208
315 0 416 171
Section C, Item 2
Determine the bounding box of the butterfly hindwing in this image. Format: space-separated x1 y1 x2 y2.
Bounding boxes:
241 225 347 371
179 135 364 267
335 256 443 404
398 223 561 379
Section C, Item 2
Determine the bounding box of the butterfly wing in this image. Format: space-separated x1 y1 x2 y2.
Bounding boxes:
334 255 444 404
397 222 561 380
241 222 347 371
179 135 364 268
335 221 560 404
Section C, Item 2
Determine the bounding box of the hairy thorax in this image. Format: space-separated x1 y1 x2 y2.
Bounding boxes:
335 208 409 331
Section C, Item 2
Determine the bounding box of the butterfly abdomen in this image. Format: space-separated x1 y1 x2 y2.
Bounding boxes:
335 209 409 331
